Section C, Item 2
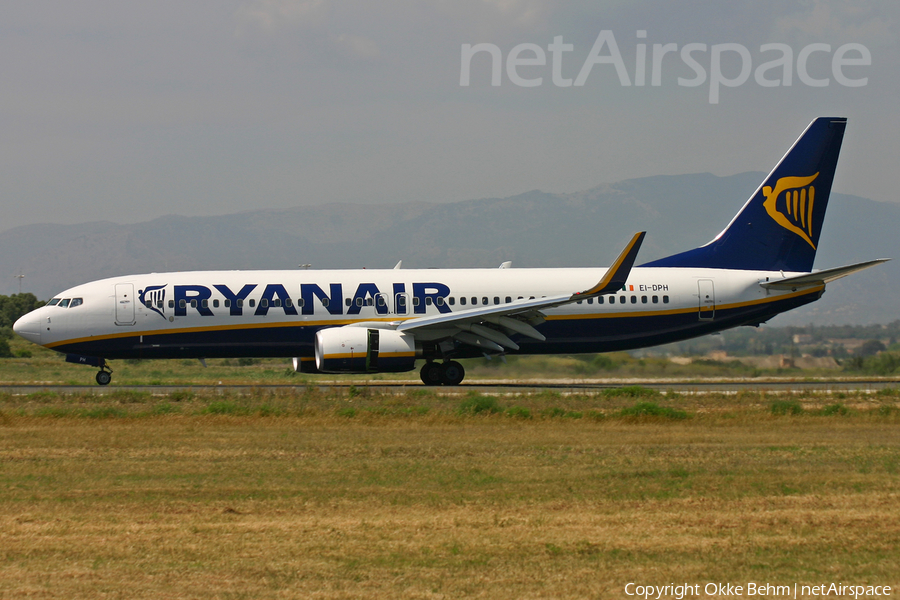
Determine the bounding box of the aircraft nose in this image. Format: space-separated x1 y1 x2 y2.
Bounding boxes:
13 312 42 344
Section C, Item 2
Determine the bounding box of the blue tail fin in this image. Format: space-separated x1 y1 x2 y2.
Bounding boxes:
643 117 847 272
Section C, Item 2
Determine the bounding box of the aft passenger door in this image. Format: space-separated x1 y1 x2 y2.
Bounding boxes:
115 283 136 326
698 279 715 320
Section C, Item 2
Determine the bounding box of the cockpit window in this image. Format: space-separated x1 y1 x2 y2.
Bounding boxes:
58 299 70 308
69 298 83 308
47 298 61 306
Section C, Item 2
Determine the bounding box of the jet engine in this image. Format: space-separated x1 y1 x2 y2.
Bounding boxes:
315 327 417 374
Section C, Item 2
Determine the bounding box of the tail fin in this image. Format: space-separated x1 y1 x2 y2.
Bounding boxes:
643 117 847 272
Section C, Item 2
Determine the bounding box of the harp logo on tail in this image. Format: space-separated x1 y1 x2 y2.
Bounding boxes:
762 173 820 249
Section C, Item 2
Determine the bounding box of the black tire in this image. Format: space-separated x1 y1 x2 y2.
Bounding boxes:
95 371 112 386
420 362 443 386
441 361 465 386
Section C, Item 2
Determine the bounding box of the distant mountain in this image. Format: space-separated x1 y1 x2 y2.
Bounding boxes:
1 172 897 325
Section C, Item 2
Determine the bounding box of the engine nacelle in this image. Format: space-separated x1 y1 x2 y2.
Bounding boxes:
315 327 417 374
292 357 320 373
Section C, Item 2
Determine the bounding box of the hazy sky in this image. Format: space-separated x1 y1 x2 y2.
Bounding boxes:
1 0 897 230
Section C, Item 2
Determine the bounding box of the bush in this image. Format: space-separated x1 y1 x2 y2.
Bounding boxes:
458 393 502 415
505 406 532 419
0 338 11 358
770 400 804 415
204 401 250 415
821 403 850 416
619 402 687 419
602 386 659 399
541 407 567 418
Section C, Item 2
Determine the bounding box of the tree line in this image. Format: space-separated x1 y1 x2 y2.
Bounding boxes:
0 293 45 357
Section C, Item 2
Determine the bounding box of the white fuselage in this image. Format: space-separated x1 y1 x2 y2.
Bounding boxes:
15 266 821 361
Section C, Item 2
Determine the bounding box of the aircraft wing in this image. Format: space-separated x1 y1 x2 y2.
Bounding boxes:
760 258 890 290
394 232 645 351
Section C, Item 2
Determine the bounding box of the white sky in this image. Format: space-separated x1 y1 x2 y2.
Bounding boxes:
1 0 897 229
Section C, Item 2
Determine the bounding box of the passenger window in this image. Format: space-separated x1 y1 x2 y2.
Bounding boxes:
494 297 500 305
145 300 153 309
157 300 163 309
237 299 243 307
631 296 637 304
577 300 583 305
47 298 61 306
224 299 231 308
505 297 512 303
179 300 186 309
59 299 70 308
356 298 363 307
70 298 83 308
598 296 604 305
285 298 292 307
201 299 208 308
436 297 444 307
397 297 406 307
346 298 352 307
641 296 647 304
249 299 256 307
652 296 658 304
297 298 304 307
366 298 373 306
663 295 669 304
482 297 488 305
471 297 477 305
426 297 433 306
261 299 269 308
213 299 220 308
619 296 625 304
376 297 385 307
169 300 175 309
274 299 281 308
190 299 197 308
587 298 593 305
448 297 455 306
321 298 329 308
460 297 466 306
413 297 420 306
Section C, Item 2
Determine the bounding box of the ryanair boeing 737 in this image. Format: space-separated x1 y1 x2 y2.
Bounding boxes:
13 117 887 385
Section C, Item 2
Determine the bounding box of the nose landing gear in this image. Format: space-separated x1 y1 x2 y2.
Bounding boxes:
95 361 113 386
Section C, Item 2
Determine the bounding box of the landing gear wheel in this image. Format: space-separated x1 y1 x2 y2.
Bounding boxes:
95 370 112 386
420 362 443 386
441 361 465 386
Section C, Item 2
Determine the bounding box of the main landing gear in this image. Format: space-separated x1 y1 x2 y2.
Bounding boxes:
420 360 465 386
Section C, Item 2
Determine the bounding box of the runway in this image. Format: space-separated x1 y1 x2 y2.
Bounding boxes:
0 378 897 395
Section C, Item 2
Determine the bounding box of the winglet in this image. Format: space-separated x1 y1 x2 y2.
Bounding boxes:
576 231 646 298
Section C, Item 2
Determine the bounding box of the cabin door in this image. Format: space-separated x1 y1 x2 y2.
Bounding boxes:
115 283 136 325
698 279 715 320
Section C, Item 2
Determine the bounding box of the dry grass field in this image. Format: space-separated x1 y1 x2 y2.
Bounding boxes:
1 388 899 599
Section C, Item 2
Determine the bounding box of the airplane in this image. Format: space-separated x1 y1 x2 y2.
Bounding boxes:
13 117 888 386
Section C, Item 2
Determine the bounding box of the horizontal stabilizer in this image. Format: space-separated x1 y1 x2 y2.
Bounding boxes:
761 259 890 290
